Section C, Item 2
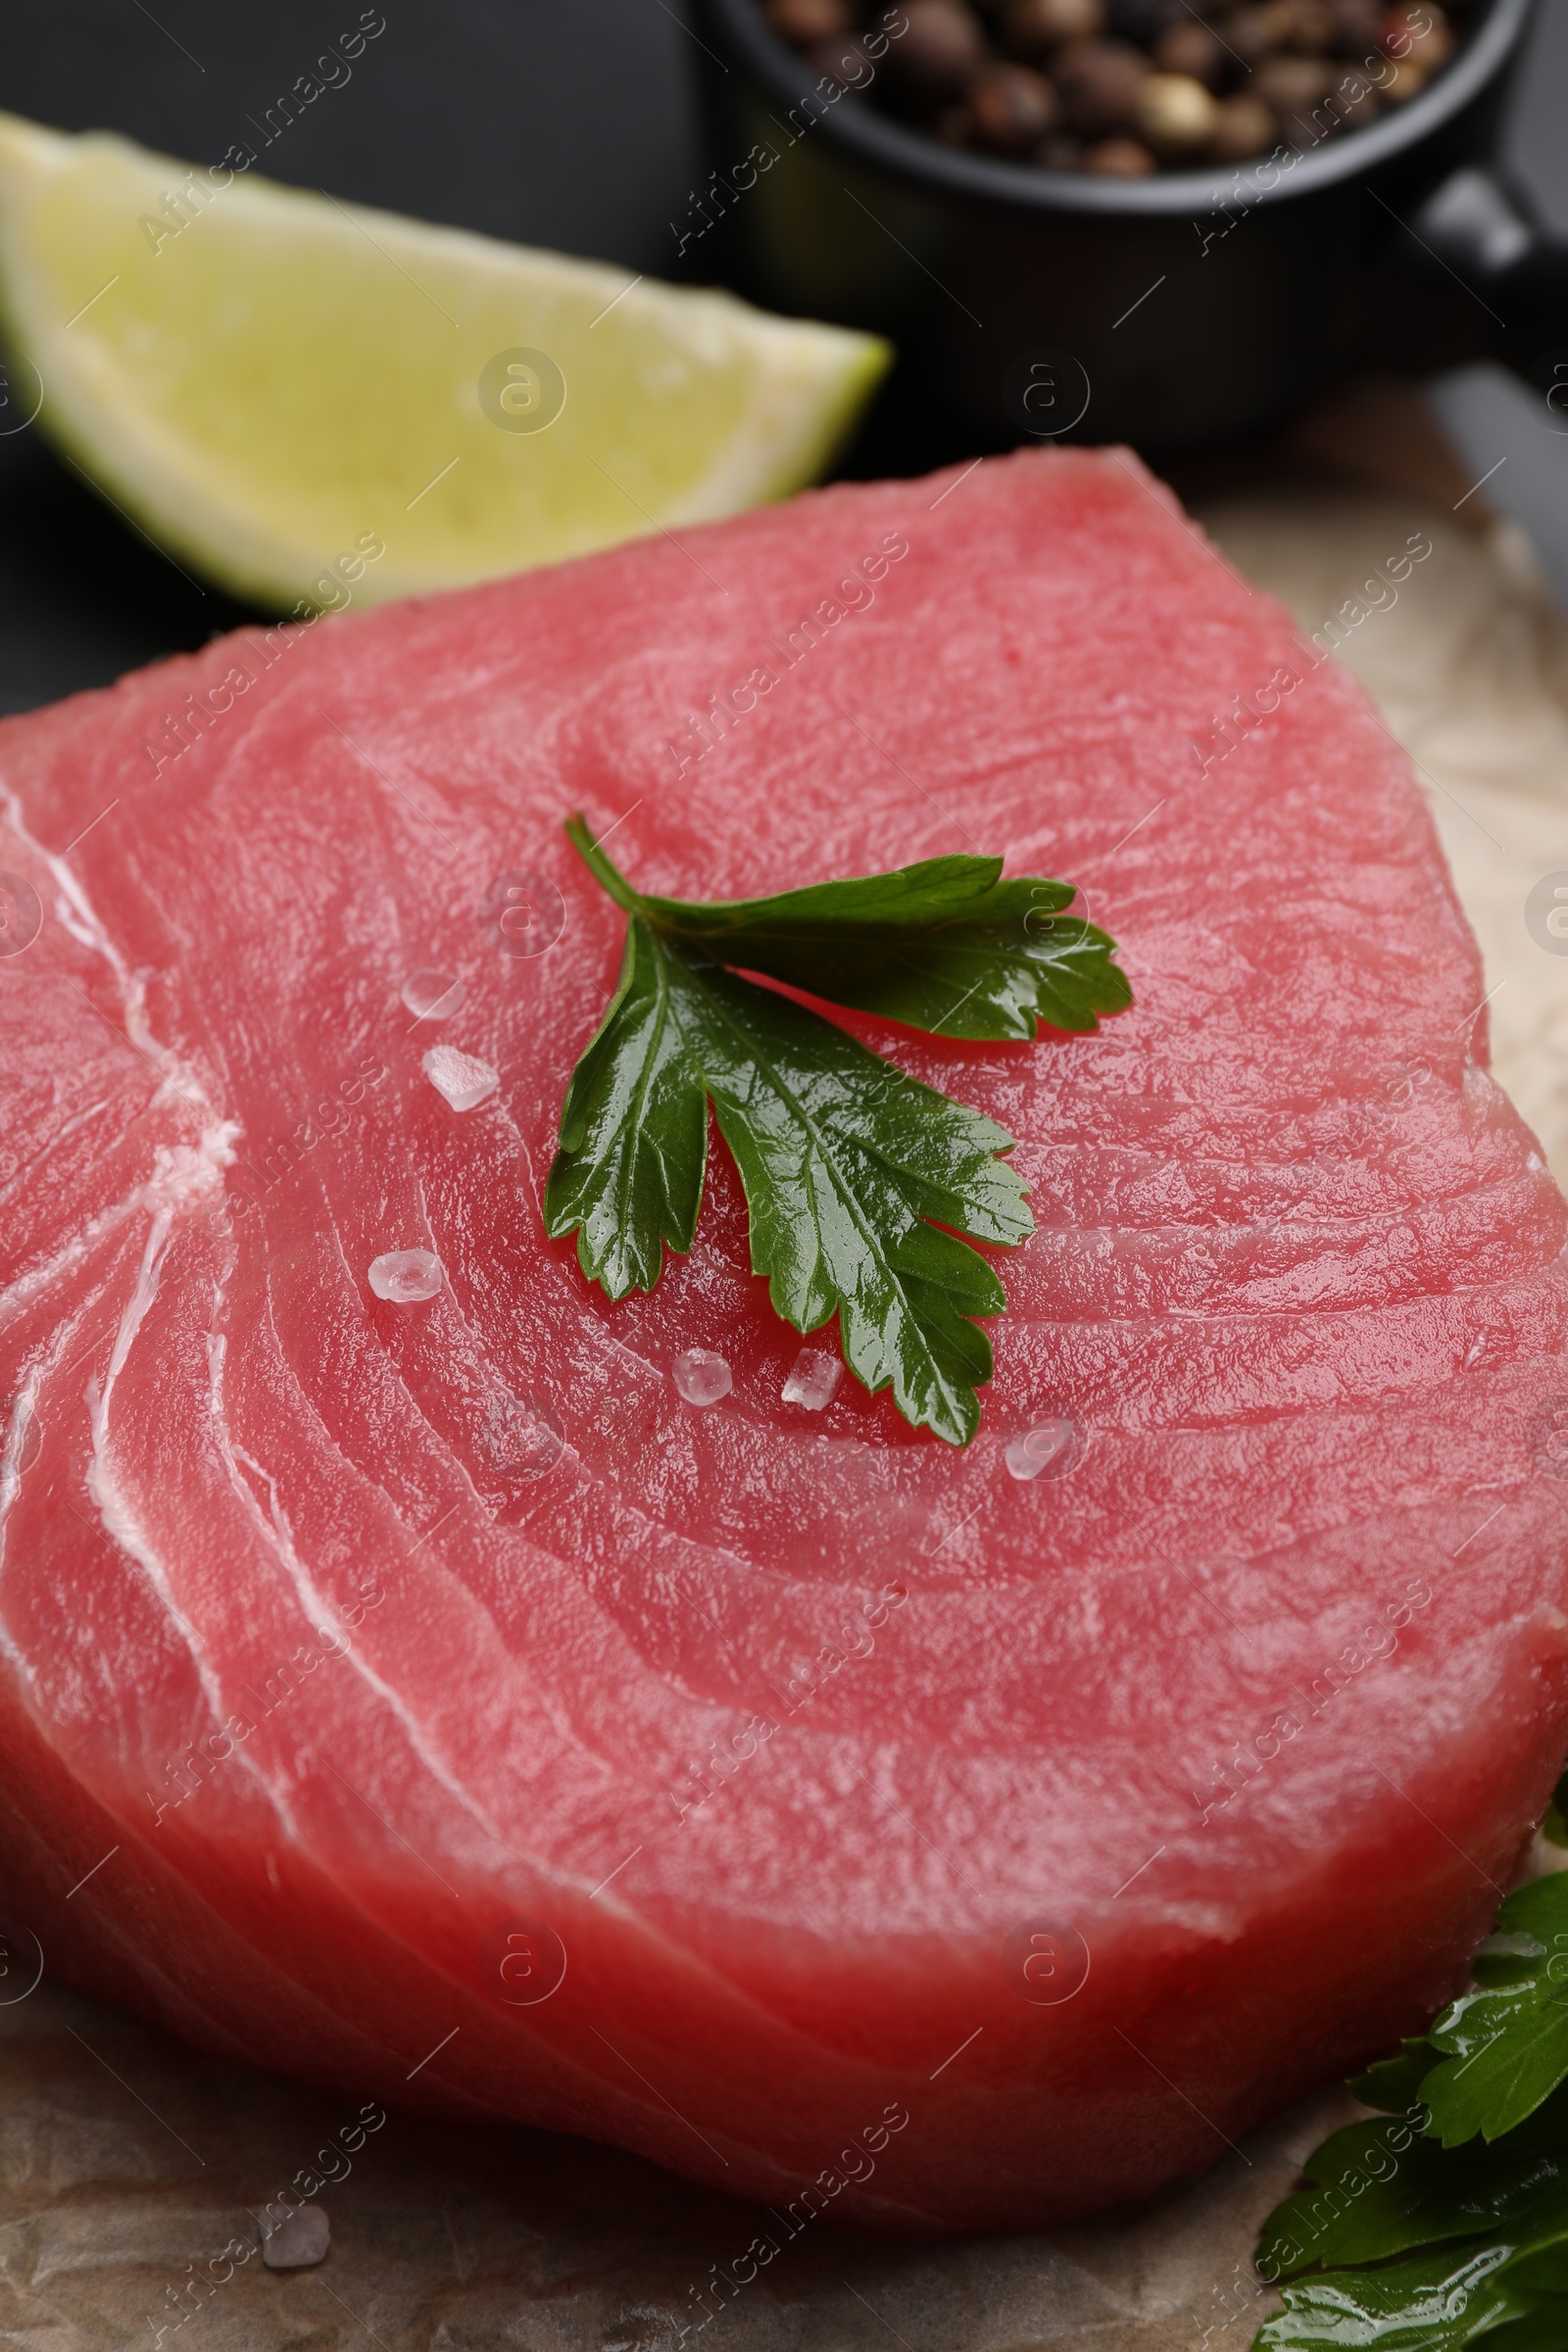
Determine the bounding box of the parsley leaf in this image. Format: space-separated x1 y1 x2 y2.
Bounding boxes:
542 915 708 1299
1256 2244 1547 2352
564 813 1129 1042
672 941 1030 1447
1257 2093 1568 2278
1250 1872 1568 2352
546 814 1130 1438
544 910 1031 1446
1419 1876 1568 2146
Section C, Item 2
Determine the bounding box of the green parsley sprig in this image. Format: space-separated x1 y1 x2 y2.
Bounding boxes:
542 814 1129 1446
1253 1827 1568 2351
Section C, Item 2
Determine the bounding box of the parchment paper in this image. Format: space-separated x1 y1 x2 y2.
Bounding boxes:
4 395 1566 2352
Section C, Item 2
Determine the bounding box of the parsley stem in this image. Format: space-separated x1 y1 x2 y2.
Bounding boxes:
564 810 643 915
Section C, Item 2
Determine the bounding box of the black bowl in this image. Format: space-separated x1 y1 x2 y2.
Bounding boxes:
690 0 1564 452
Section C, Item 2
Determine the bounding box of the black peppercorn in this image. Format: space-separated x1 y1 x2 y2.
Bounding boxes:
1054 36 1151 131
969 59 1062 145
1255 49 1336 138
1001 0 1106 58
888 0 990 93
1153 21 1228 85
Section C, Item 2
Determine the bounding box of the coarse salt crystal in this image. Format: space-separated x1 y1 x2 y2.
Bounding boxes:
422 1044 500 1112
368 1249 443 1303
1004 1416 1082 1483
262 2204 329 2268
782 1347 841 1411
401 968 465 1021
673 1348 732 1407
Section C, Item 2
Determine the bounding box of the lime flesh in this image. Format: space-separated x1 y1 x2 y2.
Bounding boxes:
0 113 891 612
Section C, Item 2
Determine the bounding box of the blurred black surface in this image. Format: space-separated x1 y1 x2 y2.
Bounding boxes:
0 0 705 713
0 3 702 269
0 0 1565 716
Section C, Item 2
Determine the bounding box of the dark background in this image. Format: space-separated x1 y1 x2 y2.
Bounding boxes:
1 0 1566 716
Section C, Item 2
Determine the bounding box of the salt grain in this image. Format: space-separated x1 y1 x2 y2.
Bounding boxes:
401 968 465 1021
782 1347 841 1411
1004 1415 1082 1483
368 1248 443 1303
673 1348 732 1407
262 2204 329 2269
422 1044 500 1112
482 1392 565 1481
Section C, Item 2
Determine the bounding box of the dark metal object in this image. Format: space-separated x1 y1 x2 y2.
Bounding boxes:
691 0 1568 453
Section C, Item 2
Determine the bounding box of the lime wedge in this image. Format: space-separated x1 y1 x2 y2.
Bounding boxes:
0 112 890 612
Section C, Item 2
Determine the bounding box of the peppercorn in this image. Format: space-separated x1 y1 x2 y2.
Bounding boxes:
1377 53 1429 97
755 0 1465 173
1136 70 1219 150
1380 1 1453 66
808 33 875 86
1326 0 1382 47
1084 132 1158 170
1218 6 1284 64
764 0 854 39
969 59 1062 145
890 0 990 94
1253 2 1301 42
1255 49 1336 137
1153 21 1228 84
1278 0 1336 49
1001 0 1106 58
1255 49 1335 98
1054 36 1151 131
1207 90 1278 153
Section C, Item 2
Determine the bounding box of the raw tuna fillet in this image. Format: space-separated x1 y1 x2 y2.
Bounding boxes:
1 448 1566 2237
